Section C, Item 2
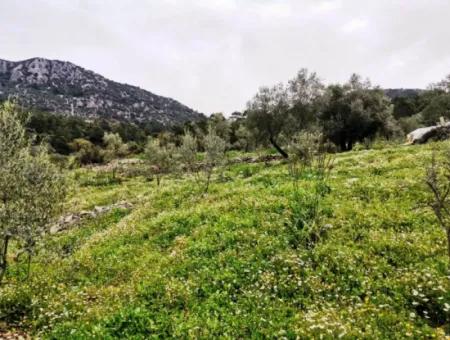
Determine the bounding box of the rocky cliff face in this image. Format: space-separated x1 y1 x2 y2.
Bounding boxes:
0 57 204 125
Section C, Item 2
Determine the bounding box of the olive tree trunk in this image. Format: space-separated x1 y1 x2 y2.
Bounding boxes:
269 136 289 159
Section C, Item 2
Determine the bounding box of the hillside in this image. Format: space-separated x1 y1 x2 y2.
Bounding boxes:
1 143 450 338
384 88 424 99
0 58 204 125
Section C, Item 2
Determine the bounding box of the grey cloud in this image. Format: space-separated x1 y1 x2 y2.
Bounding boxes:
1 0 449 115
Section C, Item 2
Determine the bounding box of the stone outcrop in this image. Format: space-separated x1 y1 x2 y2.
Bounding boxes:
49 201 133 234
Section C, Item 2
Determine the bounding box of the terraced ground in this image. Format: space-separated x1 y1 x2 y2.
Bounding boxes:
1 142 450 338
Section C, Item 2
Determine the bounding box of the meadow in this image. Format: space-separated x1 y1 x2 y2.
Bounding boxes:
1 142 450 339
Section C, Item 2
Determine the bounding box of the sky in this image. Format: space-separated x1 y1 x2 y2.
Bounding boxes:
1 0 450 115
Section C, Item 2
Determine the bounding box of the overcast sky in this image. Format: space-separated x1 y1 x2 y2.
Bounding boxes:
1 0 450 115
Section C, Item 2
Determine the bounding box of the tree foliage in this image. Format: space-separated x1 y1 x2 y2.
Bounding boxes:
70 138 104 165
203 127 226 193
246 69 326 157
103 132 129 161
25 110 148 155
0 101 66 283
179 130 198 174
421 94 450 126
144 138 177 185
320 76 395 151
246 83 290 157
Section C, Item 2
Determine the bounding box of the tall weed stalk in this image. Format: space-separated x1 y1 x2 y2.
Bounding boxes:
287 133 334 248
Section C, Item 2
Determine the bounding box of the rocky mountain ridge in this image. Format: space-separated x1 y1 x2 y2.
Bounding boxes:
0 57 204 125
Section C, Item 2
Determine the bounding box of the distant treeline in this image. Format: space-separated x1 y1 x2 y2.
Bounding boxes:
5 71 450 160
24 111 175 154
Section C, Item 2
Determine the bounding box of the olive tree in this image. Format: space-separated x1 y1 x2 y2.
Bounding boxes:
179 130 198 174
144 138 177 186
421 94 450 126
425 147 450 264
429 74 450 93
287 69 325 132
203 127 226 193
0 101 66 283
246 83 290 158
208 113 230 143
246 69 324 158
234 125 253 152
103 132 129 160
320 75 395 151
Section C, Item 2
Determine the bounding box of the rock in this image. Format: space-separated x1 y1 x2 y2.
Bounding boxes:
49 225 61 234
94 206 108 214
407 126 438 144
49 201 133 234
79 210 96 218
115 201 133 209
407 122 450 144
64 215 74 224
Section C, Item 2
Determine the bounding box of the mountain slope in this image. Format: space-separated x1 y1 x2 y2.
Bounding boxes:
0 57 204 125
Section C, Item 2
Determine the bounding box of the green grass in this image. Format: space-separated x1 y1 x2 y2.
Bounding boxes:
1 143 450 338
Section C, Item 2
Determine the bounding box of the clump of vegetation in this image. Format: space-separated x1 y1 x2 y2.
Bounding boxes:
0 101 66 283
287 132 334 248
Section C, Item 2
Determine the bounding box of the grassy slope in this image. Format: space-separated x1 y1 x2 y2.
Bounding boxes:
1 143 450 338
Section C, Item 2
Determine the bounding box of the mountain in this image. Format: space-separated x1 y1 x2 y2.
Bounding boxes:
384 88 424 99
0 57 204 125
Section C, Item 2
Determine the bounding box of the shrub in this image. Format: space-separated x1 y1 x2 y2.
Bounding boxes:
0 284 32 324
70 138 104 165
103 132 129 161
